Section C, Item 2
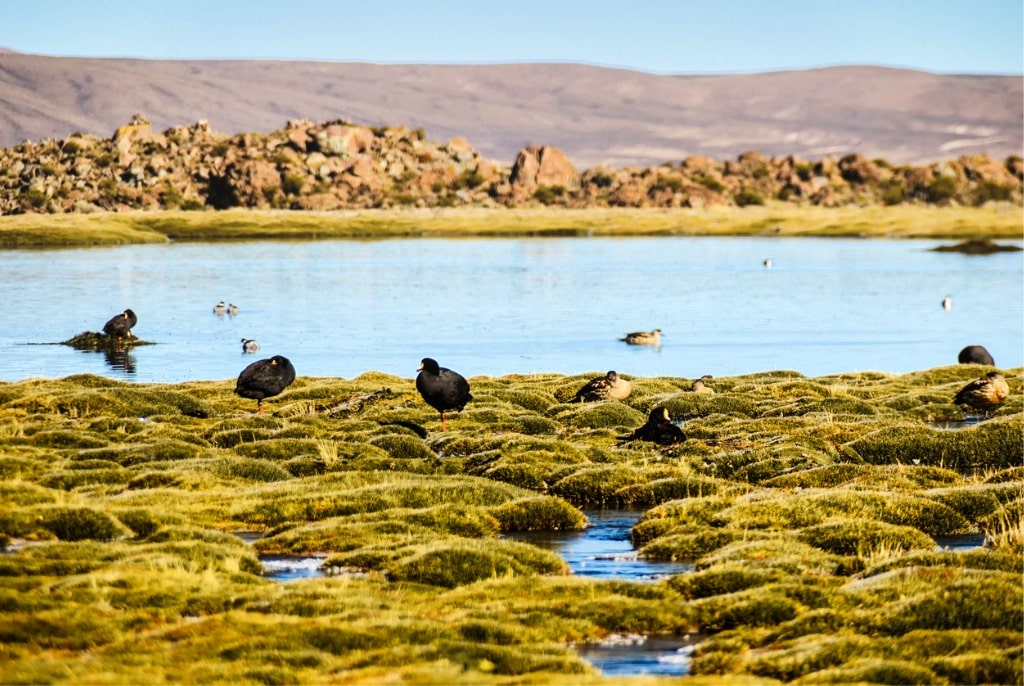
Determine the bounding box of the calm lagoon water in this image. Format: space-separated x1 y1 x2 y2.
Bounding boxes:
1 236 1021 384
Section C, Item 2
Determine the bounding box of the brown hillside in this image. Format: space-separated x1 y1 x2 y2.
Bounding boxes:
0 53 1020 168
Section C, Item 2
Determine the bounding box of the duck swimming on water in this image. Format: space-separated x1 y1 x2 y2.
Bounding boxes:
620 329 662 346
241 338 260 354
416 358 472 431
235 355 296 416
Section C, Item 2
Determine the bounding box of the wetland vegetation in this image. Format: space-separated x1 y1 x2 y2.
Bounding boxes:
1 364 1021 683
0 204 1022 248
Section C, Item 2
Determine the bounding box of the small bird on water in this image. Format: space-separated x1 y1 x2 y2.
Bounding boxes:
228 303 240 316
241 338 260 354
235 355 296 416
574 371 632 402
953 371 1009 417
625 407 686 445
620 329 662 347
958 345 994 366
416 358 472 431
213 301 227 315
102 308 137 343
942 295 953 311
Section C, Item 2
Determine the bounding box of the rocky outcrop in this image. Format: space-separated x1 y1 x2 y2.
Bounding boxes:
510 145 580 200
1 115 1021 215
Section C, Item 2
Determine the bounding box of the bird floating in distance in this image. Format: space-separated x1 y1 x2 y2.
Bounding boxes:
625 407 686 445
620 329 662 347
241 338 260 354
213 301 227 315
228 303 240 316
957 345 994 366
235 355 296 416
941 295 953 311
416 358 472 431
102 309 137 344
574 371 632 402
953 371 1008 418
763 258 773 268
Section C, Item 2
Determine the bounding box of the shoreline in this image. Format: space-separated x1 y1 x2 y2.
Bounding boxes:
1 204 1022 248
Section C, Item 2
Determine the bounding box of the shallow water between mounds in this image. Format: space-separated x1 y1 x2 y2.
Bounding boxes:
503 509 693 581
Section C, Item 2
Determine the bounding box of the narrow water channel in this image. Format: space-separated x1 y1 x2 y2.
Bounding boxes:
504 509 695 677
239 512 986 678
579 634 697 677
502 509 692 581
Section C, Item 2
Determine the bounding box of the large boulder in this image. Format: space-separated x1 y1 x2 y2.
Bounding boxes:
510 145 579 198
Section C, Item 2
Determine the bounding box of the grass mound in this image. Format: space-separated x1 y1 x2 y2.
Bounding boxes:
0 364 1019 683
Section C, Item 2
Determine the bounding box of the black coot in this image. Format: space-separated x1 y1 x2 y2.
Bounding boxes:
235 355 296 415
102 309 137 342
626 407 686 445
416 358 471 431
957 345 995 366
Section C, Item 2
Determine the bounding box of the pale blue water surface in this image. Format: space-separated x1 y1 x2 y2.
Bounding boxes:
1 236 1020 383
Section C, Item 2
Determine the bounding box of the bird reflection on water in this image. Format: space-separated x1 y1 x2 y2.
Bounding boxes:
102 345 137 374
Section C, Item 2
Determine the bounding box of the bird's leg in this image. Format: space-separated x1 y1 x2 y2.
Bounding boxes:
441 411 447 431
258 400 264 417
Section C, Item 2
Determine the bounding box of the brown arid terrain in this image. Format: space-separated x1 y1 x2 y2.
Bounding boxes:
1 112 1021 216
1 52 1021 216
0 51 1021 168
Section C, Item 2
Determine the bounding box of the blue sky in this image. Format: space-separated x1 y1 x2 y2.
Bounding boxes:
1 0 1021 75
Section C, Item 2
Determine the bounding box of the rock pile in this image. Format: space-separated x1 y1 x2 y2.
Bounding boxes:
2 113 1020 215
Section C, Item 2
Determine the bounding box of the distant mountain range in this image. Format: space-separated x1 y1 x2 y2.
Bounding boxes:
0 51 1020 168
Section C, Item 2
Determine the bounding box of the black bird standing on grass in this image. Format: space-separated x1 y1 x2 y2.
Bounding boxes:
102 309 137 344
235 355 296 416
416 358 472 431
626 407 686 445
